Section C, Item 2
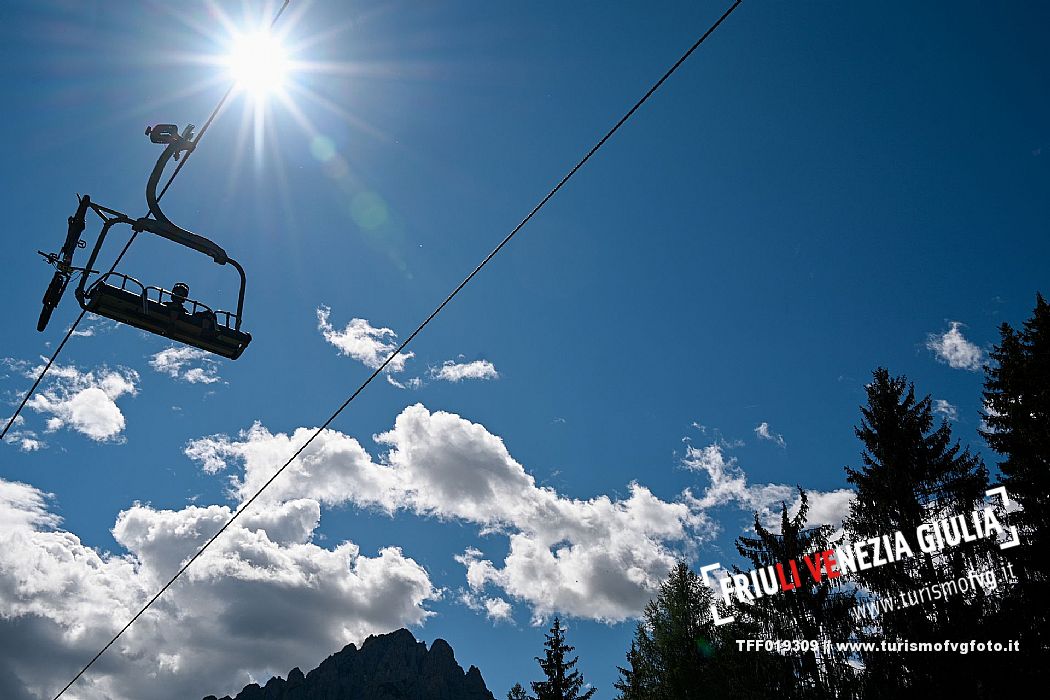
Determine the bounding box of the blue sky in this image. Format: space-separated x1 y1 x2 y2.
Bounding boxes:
1 1 1047 698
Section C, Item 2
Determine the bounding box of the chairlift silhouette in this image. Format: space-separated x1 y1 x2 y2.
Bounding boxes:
36 124 252 359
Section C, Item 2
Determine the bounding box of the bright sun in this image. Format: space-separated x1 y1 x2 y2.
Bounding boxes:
226 31 288 95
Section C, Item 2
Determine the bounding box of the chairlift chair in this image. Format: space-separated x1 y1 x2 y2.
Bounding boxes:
36 124 252 360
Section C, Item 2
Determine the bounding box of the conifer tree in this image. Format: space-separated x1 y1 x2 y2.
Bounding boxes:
635 562 713 700
844 368 992 695
735 490 859 698
530 617 596 700
507 682 530 700
613 641 653 700
614 561 789 700
981 293 1050 661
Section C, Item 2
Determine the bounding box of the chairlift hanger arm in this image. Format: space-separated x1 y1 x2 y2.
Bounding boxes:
227 257 247 331
140 124 230 265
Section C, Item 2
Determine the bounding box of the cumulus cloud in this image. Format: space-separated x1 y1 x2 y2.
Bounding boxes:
483 596 513 622
933 399 959 421
926 321 984 371
149 347 221 384
18 361 138 441
0 478 437 700
753 422 786 447
458 588 514 623
180 409 856 628
0 400 863 699
18 437 43 452
682 442 853 531
430 360 499 383
316 306 413 372
186 405 705 624
804 490 857 528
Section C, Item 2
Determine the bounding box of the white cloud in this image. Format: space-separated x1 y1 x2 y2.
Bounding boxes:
0 479 61 529
753 422 786 447
0 396 863 698
183 434 236 474
430 360 499 383
806 490 856 526
388 357 498 389
682 442 853 531
458 589 514 623
0 478 437 700
185 405 706 624
149 347 221 384
933 399 958 421
385 375 423 390
19 438 43 452
316 307 413 372
195 421 403 511
483 596 513 621
70 318 120 338
179 410 855 627
926 321 984 371
0 415 45 453
682 442 761 509
21 362 138 441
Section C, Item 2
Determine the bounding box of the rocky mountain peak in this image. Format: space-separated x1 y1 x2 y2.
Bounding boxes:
203 628 496 700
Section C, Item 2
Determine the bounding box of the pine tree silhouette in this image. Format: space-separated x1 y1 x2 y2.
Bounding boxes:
982 293 1050 671
530 618 596 700
507 682 530 700
736 490 859 698
613 641 653 700
614 562 789 700
845 368 992 696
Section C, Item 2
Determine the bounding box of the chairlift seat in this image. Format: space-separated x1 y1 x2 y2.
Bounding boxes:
84 280 251 360
46 122 255 360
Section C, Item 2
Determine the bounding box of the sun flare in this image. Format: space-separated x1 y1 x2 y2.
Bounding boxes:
226 31 288 95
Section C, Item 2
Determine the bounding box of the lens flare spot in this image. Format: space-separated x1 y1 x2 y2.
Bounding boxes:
323 155 350 180
310 135 336 162
350 192 389 230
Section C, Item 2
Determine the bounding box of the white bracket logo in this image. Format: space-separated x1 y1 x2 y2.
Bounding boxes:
986 486 1021 550
700 563 735 626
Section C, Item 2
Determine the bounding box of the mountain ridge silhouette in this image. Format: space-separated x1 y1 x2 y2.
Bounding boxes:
203 628 496 700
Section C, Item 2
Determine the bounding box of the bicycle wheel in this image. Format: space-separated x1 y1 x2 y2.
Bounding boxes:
37 272 67 332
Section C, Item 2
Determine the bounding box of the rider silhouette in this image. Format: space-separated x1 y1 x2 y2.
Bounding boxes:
168 282 190 312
